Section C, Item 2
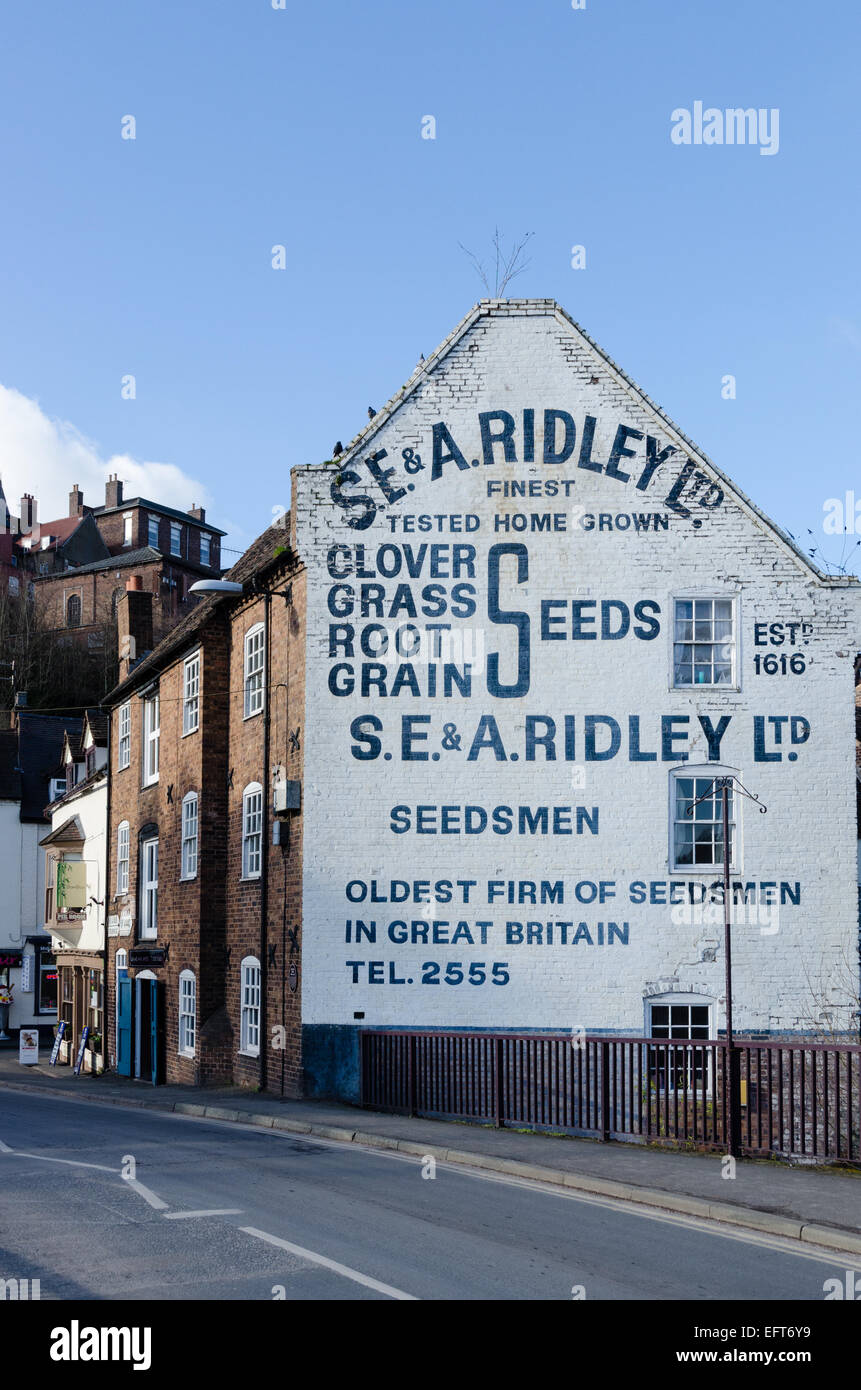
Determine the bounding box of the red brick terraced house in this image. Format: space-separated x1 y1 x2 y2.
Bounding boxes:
103 522 304 1092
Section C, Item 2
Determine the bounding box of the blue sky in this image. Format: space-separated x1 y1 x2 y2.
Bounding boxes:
1 0 858 567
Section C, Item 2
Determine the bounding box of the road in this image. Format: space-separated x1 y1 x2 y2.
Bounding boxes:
0 1090 856 1301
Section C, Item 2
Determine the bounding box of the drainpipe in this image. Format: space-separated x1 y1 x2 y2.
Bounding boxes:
259 589 271 1091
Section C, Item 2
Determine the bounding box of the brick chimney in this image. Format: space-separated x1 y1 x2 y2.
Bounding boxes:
105 474 123 509
117 576 153 680
19 494 37 532
69 484 84 517
188 504 206 521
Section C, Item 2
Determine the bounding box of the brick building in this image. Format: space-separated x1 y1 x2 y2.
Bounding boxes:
100 299 860 1101
4 474 225 650
103 526 304 1091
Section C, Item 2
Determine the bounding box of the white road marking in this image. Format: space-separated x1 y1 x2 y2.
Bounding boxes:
5 1093 859 1272
7 1150 118 1173
240 1225 419 1300
124 1178 169 1210
163 1208 242 1219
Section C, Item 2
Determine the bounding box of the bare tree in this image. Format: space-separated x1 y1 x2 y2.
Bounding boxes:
458 228 534 298
794 944 861 1042
0 589 117 713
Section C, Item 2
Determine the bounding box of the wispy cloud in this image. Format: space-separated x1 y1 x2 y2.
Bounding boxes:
0 384 212 524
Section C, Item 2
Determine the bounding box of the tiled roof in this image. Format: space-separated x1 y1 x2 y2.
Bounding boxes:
15 515 83 551
39 815 85 847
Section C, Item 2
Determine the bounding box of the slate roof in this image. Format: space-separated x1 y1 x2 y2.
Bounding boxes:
32 546 163 579
84 709 108 747
95 497 226 535
0 729 20 802
106 520 296 704
17 713 83 822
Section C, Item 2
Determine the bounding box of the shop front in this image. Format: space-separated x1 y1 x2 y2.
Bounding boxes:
55 951 104 1072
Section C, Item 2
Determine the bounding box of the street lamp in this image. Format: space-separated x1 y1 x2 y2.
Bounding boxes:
686 774 767 1156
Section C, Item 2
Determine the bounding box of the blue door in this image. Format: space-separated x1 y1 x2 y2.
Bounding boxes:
116 978 132 1077
133 977 164 1085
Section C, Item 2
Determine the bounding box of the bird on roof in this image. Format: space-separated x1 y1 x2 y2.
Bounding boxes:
367 406 376 419
333 441 343 457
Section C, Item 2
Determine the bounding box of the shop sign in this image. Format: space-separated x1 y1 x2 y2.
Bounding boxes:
129 948 167 968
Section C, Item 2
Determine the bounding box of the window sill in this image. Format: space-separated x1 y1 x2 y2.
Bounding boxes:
179 873 198 883
178 1049 195 1060
240 874 262 883
142 778 159 790
669 866 741 876
243 709 263 722
671 684 741 694
237 1049 260 1060
181 727 199 739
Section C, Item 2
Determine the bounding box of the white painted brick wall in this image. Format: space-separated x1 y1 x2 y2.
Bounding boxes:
294 303 861 1036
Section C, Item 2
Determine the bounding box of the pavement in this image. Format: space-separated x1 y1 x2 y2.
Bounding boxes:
2 1048 860 1257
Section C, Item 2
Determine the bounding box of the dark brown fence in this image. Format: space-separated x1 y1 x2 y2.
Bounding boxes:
359 1030 861 1165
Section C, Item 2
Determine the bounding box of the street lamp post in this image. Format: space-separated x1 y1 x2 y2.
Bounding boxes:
686 775 767 1158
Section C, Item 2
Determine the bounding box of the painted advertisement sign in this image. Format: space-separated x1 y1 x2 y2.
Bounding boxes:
295 304 860 1034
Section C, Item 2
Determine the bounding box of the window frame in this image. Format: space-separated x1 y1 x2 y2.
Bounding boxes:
669 766 741 874
200 532 211 567
180 792 199 880
241 783 263 880
122 513 133 547
182 651 200 736
48 776 67 803
147 513 160 548
170 521 182 557
118 701 131 770
670 594 739 691
139 834 159 940
116 821 130 896
142 693 160 786
178 970 196 1057
66 593 81 628
239 955 261 1057
646 995 714 1093
243 623 265 719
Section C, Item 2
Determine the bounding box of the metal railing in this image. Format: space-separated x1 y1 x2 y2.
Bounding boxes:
359 1030 861 1165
